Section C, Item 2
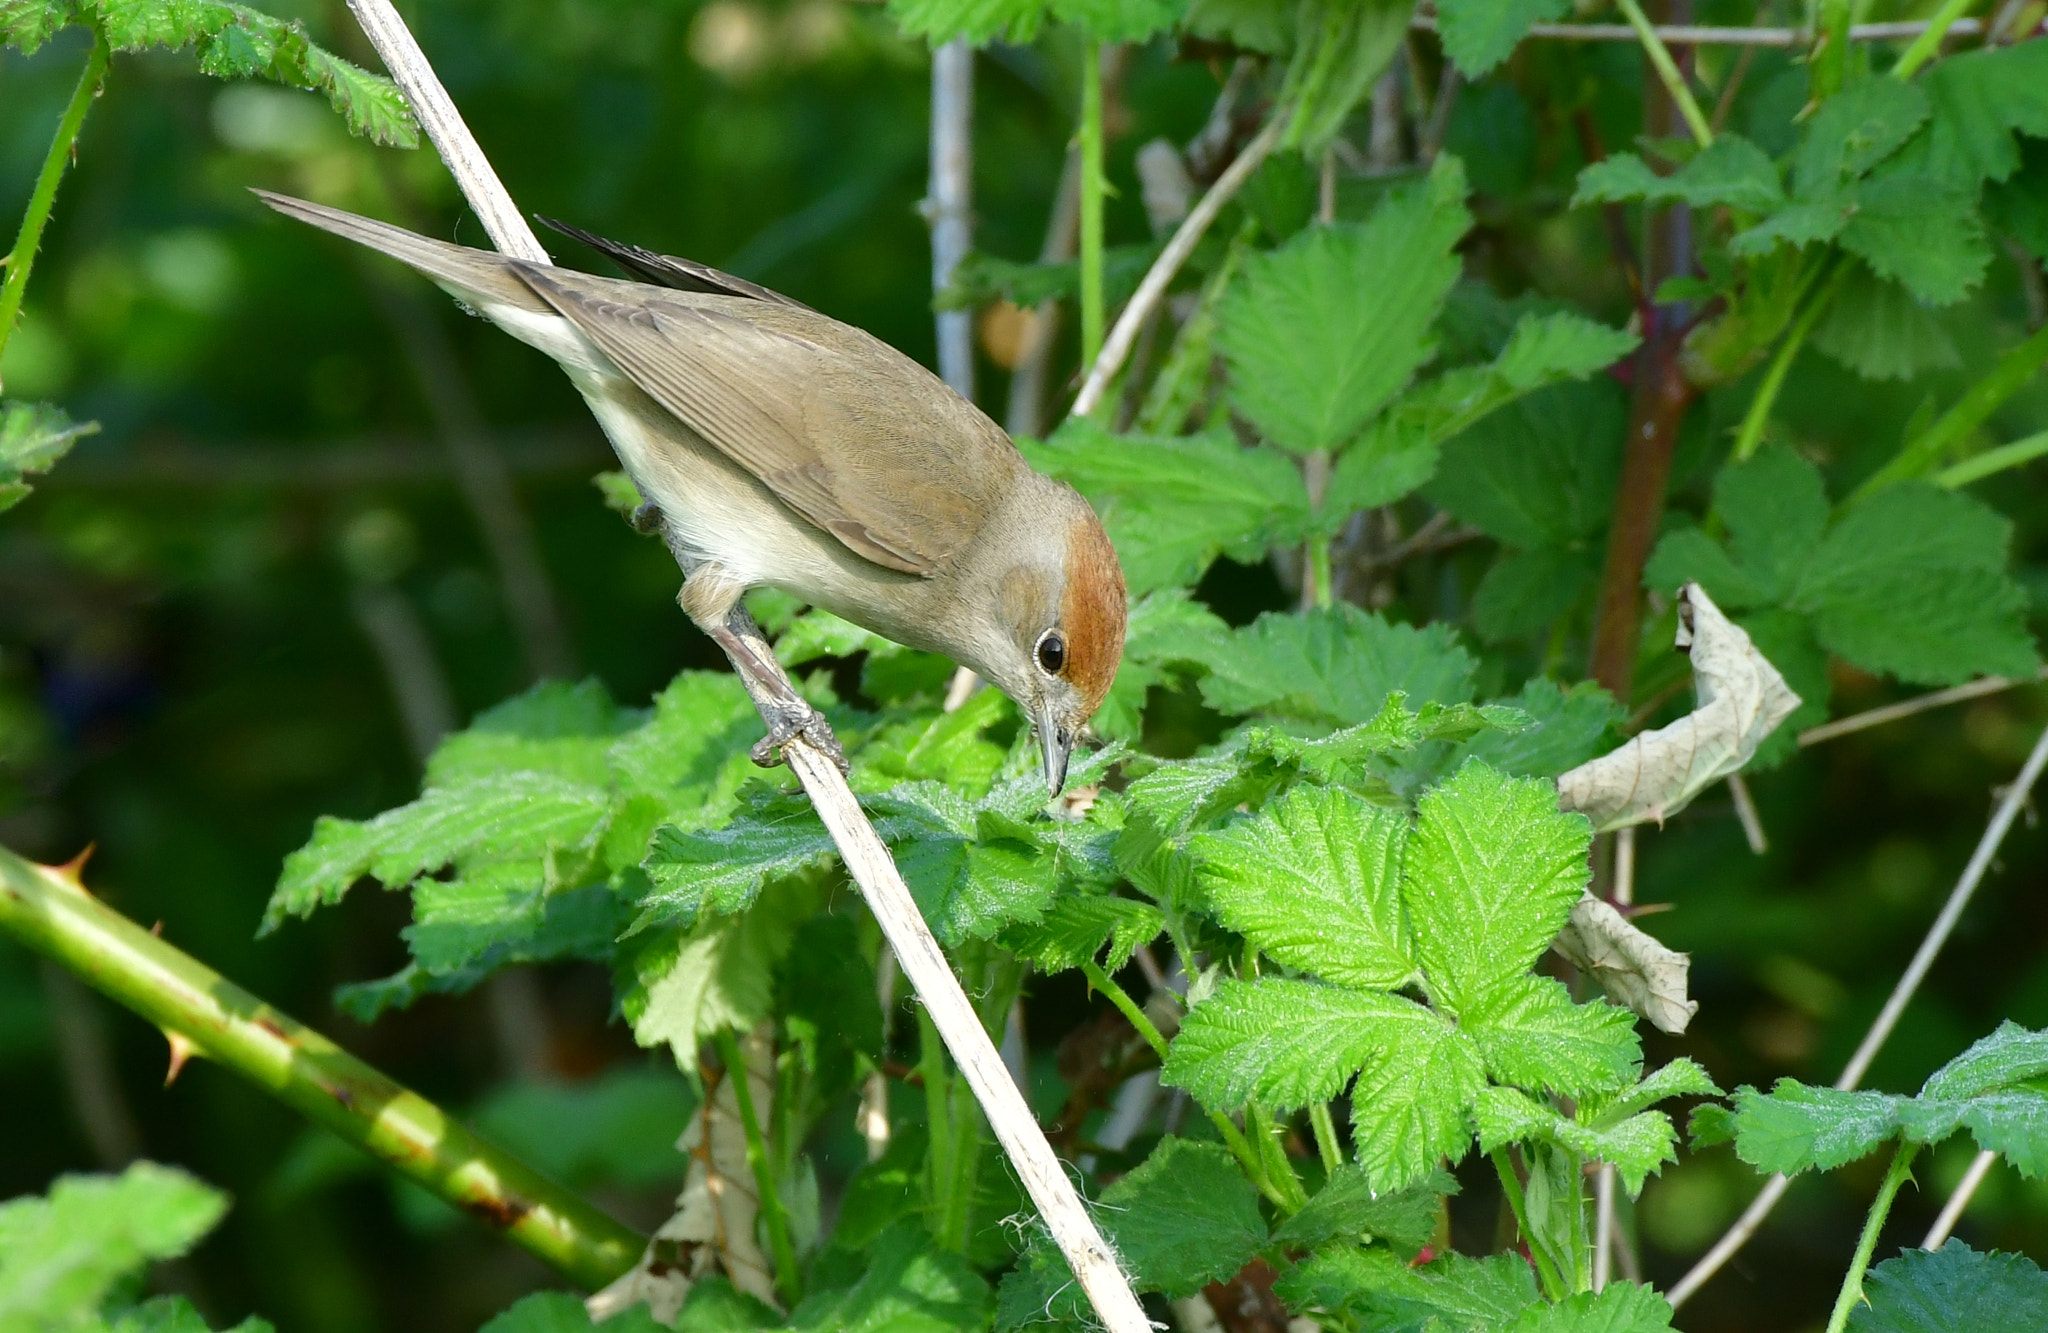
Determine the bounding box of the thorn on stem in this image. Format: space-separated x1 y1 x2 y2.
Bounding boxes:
163 1030 199 1086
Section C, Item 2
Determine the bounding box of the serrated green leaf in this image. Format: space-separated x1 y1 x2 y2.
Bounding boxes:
2 0 78 52
479 1291 667 1333
1812 265 1961 382
1849 1240 2048 1333
869 779 1075 944
1402 761 1589 1011
1348 1015 1487 1192
1023 421 1312 595
1718 444 1830 604
1730 1081 1907 1174
618 878 816 1066
1434 0 1569 76
1219 157 1471 456
1793 80 1929 197
1472 547 1596 644
1093 588 1230 742
998 893 1161 973
1188 604 1478 725
1923 1021 2048 1100
605 672 761 809
638 794 835 929
1590 1057 1723 1125
1459 678 1622 780
792 1220 990 1333
1270 1166 1454 1257
1793 484 2038 685
1838 167 1989 306
1194 785 1413 988
1097 1139 1267 1295
1911 38 2048 192
0 1163 229 1331
1427 379 1626 548
111 1294 276 1333
1162 976 1443 1112
1506 1281 1674 1333
1572 135 1785 213
1464 973 1639 1098
1274 1249 1538 1330
1183 0 1287 51
1729 199 1853 257
1472 1088 1675 1197
0 401 97 512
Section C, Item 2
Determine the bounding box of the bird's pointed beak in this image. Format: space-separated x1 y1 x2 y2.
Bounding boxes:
1036 705 1073 797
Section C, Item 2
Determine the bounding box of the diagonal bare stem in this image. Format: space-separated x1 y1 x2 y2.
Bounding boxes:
338 3 1148 1327
1670 721 2048 1308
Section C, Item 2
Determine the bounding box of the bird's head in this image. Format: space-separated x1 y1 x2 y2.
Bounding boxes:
974 481 1126 795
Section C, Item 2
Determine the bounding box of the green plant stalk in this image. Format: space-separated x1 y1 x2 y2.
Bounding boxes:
1247 1099 1310 1212
1857 317 2048 498
935 954 1019 1253
1491 1147 1568 1301
714 1027 801 1307
1615 0 1712 148
0 27 108 377
916 1005 957 1229
1079 959 1284 1207
1893 0 1978 80
1279 4 1344 154
1813 0 1853 100
1308 1102 1343 1174
1935 429 2048 488
0 844 641 1288
1733 262 1847 460
1078 38 1106 378
1825 1140 1921 1333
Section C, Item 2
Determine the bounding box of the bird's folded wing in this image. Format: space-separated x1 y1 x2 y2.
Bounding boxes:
514 264 1009 576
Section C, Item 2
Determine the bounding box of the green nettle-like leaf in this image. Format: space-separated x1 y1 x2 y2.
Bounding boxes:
1194 785 1415 988
1219 156 1472 456
1401 761 1590 1012
1848 1240 2048 1333
1506 1282 1675 1333
885 0 1180 46
1909 38 2048 192
1274 1167 1454 1258
1457 678 1621 780
1163 976 1443 1112
1024 422 1312 596
792 1221 992 1333
1811 264 1961 382
1573 134 1786 213
480 1291 668 1333
1792 80 1930 197
1647 449 2038 691
1473 1087 1676 1196
1463 974 1639 1099
1348 1016 1489 1191
1182 603 1479 726
638 796 837 929
111 1295 275 1333
5 0 417 144
1428 379 1625 552
1275 1249 1539 1331
618 879 818 1066
1837 165 1990 307
1092 588 1230 741
997 893 1162 974
1725 1022 2048 1177
1433 0 1570 77
0 1163 231 1331
0 401 97 513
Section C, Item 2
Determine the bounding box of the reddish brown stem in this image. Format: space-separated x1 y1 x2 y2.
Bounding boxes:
1590 336 1696 699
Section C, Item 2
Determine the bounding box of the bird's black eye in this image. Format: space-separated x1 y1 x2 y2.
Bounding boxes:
1036 630 1066 676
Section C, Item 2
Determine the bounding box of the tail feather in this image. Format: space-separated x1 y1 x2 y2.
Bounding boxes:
251 190 551 315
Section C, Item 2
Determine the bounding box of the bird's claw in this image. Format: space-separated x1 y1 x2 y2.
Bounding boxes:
750 700 850 775
630 501 663 535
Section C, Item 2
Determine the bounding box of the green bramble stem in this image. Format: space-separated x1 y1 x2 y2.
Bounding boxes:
1858 316 2048 498
714 1026 802 1307
0 26 108 381
1826 1141 1921 1333
1308 1102 1343 1173
1615 0 1711 149
1732 262 1848 461
0 842 643 1289
1491 1147 1568 1301
1078 37 1106 378
1892 0 1977 80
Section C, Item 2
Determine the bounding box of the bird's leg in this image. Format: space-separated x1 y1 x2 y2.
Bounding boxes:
706 604 850 775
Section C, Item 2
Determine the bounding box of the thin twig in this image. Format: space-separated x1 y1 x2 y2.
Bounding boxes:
1797 669 2048 747
1616 0 1713 148
1670 722 2048 1308
1921 1148 1997 1249
1070 113 1285 419
1408 14 1992 46
0 27 107 383
337 4 1150 1326
1727 772 1767 854
926 38 975 400
1593 1165 1616 1291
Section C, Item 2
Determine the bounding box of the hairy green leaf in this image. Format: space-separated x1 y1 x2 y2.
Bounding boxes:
1473 1088 1676 1196
0 1163 229 1331
1464 973 1640 1098
1573 135 1785 213
1506 1281 1674 1333
1347 1014 1487 1193
1849 1240 2048 1333
1811 265 1961 381
1187 604 1478 725
1434 0 1569 76
1270 1166 1454 1257
998 893 1162 973
1274 1248 1539 1330
1163 976 1443 1112
0 401 96 513
1194 785 1414 988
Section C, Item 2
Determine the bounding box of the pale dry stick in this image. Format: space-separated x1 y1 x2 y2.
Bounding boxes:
1798 669 2048 747
1408 15 1988 45
1922 1148 1998 1249
1669 722 2048 1309
926 38 975 400
1592 826 1635 1293
1070 114 1286 419
1728 772 1768 854
340 4 1148 1327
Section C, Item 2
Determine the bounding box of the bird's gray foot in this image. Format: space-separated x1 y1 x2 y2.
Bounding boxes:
749 697 850 774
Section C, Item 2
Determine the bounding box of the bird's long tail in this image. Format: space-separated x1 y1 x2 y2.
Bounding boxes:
251 190 551 315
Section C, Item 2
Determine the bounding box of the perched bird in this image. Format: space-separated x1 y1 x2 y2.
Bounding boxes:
255 191 1124 792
